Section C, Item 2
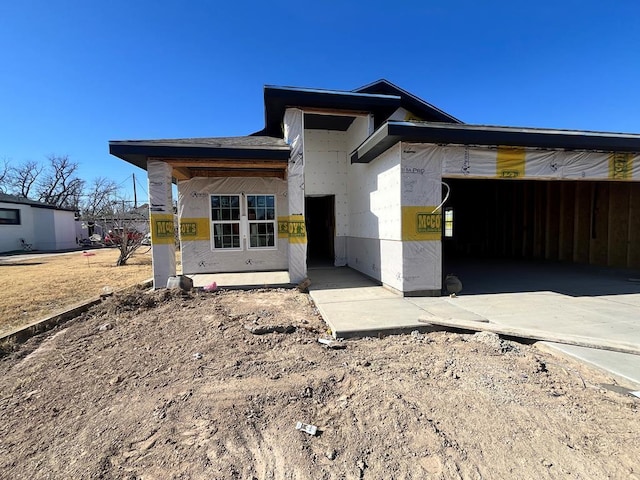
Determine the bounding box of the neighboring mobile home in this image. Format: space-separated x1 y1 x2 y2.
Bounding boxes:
109 80 640 294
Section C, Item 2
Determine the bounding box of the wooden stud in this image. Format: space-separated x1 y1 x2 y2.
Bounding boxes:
607 182 630 267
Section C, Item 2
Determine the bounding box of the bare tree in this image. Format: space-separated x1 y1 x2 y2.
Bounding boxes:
10 160 42 199
0 159 10 193
98 198 149 266
36 155 84 209
82 177 120 219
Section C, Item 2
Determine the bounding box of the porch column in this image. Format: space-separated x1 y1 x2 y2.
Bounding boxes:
284 108 307 283
147 159 176 288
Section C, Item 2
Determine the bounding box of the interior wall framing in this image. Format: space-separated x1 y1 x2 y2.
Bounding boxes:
444 178 640 269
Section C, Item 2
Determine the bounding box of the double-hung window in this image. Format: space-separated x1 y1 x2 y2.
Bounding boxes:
210 194 276 250
211 195 241 249
247 195 275 249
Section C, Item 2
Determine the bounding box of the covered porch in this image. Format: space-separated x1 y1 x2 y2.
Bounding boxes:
109 136 296 288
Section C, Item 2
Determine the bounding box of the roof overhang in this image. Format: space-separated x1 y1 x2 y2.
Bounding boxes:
109 137 291 180
353 79 462 124
262 85 401 137
351 121 640 163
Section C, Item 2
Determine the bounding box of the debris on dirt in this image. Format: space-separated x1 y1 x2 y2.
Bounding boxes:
245 324 296 335
296 421 318 436
472 331 520 353
202 281 218 292
297 277 311 293
100 286 114 298
325 448 337 460
98 323 113 331
192 352 203 360
318 337 347 349
166 275 193 292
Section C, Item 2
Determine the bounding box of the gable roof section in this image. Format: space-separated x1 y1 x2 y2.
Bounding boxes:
352 121 640 163
354 79 462 125
261 85 401 137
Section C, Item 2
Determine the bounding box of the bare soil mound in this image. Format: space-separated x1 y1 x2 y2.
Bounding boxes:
0 289 638 479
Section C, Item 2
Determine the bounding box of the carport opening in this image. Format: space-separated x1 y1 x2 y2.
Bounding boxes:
305 195 335 267
441 178 640 296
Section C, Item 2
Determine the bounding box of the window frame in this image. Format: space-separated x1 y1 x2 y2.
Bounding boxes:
0 208 21 226
210 194 242 251
208 193 277 251
444 207 454 238
246 194 277 250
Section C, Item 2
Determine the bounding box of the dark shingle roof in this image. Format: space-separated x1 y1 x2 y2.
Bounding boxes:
112 136 289 149
109 136 291 171
0 192 74 210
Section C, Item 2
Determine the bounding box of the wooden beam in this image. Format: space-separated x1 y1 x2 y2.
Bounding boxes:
172 167 192 181
418 316 640 356
163 158 287 169
189 169 286 180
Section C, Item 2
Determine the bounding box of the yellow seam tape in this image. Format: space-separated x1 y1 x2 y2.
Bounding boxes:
609 152 633 179
179 218 210 241
150 213 175 245
496 147 525 178
401 206 441 241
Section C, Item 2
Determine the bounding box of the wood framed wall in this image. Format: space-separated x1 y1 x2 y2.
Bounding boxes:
444 178 640 269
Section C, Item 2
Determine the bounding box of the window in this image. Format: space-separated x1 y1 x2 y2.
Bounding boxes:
247 195 275 249
444 207 454 238
210 194 276 250
0 208 20 225
211 195 241 249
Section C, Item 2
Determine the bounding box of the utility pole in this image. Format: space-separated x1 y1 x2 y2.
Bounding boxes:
132 173 138 209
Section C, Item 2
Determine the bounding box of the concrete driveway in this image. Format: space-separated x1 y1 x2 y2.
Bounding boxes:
308 262 640 388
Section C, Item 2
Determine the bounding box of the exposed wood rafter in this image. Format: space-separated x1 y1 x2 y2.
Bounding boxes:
172 167 192 181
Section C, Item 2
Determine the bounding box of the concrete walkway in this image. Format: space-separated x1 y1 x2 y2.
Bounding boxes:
307 265 640 388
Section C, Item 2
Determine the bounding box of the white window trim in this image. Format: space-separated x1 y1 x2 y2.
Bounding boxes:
210 194 242 251
246 193 277 251
209 193 277 252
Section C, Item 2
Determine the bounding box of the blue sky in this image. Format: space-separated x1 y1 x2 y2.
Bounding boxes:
1 1 639 202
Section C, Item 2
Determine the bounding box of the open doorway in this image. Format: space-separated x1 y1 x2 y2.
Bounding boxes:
305 195 335 267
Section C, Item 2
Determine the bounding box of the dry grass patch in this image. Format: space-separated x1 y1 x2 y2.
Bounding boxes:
0 248 156 336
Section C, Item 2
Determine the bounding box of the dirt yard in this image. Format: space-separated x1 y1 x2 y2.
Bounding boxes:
0 248 155 336
0 288 638 479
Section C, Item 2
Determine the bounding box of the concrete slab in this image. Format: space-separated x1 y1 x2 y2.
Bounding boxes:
307 264 640 388
190 271 291 289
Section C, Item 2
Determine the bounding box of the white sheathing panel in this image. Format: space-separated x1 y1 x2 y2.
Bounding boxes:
148 160 176 289
347 143 403 290
178 177 288 274
349 143 402 240
401 143 443 205
388 107 424 122
284 108 307 283
304 129 349 265
346 115 373 155
0 202 35 252
440 144 640 181
400 143 443 293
